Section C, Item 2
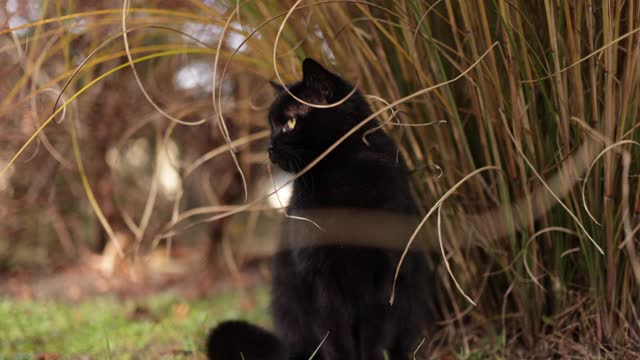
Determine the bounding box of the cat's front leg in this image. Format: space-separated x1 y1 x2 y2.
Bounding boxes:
318 331 357 360
311 313 357 360
355 308 393 360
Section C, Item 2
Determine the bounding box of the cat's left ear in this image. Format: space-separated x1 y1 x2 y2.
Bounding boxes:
302 58 338 98
269 80 287 93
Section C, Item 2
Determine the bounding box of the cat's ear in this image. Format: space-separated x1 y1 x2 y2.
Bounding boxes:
269 80 287 93
302 58 337 97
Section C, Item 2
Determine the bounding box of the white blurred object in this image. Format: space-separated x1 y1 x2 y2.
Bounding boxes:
158 140 181 197
175 61 213 91
0 159 14 193
266 170 293 208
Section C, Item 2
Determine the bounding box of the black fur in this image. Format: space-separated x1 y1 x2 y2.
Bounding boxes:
207 58 431 360
206 320 287 360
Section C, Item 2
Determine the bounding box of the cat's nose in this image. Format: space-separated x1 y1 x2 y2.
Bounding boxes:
267 145 275 162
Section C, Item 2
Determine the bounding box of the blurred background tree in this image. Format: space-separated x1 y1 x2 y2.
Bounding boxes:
0 0 284 277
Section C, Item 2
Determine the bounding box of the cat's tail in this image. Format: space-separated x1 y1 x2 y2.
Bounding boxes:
206 320 288 360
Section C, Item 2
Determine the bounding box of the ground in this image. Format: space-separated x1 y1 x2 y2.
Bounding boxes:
0 263 271 360
3 262 633 359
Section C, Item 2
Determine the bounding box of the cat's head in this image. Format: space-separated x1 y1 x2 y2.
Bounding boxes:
267 58 374 173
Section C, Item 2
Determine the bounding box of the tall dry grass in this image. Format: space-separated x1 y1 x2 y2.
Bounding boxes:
1 0 639 356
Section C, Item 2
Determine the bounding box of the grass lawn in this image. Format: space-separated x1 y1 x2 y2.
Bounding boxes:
0 286 269 360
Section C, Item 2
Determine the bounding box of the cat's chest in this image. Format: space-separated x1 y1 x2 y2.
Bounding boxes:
291 169 409 210
276 246 397 294
291 186 372 208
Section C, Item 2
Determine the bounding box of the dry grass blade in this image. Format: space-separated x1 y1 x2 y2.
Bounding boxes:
523 227 579 290
136 128 162 242
51 24 215 125
121 0 206 126
160 42 498 237
308 331 330 360
272 0 360 109
500 111 603 254
620 150 640 285
390 165 500 305
2 49 208 178
69 115 123 257
437 204 476 306
0 8 211 37
267 164 325 231
4 0 640 353
211 2 249 202
581 140 640 226
522 26 640 83
184 130 269 177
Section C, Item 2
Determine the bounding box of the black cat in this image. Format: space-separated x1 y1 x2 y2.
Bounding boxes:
207 58 431 360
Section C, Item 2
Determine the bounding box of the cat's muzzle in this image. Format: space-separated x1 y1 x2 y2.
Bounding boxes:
267 145 295 172
267 145 287 169
267 145 276 163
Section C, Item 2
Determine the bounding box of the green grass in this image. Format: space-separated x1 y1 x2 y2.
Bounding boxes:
0 287 269 360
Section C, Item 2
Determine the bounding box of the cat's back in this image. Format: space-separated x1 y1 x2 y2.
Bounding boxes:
290 140 416 213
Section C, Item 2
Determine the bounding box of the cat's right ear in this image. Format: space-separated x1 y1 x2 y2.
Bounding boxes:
302 58 337 98
269 80 287 93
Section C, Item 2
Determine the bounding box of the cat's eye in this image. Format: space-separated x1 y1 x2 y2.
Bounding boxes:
283 118 296 132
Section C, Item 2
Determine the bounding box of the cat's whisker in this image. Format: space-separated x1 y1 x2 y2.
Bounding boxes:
291 152 313 191
267 162 325 232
